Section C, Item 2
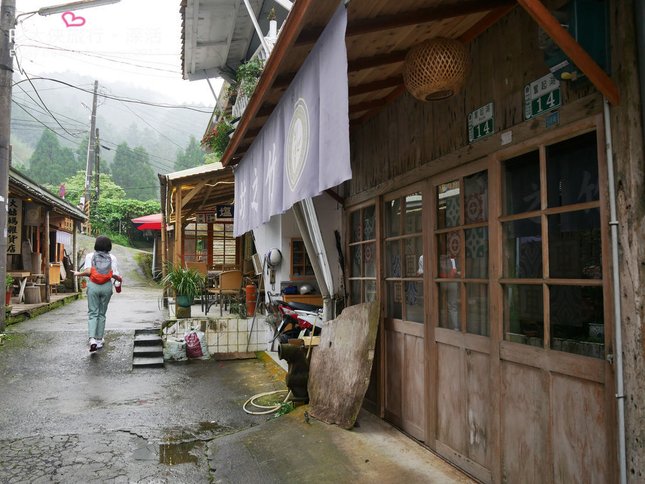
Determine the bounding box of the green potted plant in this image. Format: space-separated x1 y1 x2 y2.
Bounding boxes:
236 57 264 98
5 274 13 305
201 117 234 158
162 264 204 308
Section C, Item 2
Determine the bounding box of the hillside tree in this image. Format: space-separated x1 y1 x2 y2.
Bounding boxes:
28 130 82 185
175 135 205 171
111 143 158 201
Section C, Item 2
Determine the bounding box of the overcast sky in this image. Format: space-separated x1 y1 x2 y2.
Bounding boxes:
14 0 221 106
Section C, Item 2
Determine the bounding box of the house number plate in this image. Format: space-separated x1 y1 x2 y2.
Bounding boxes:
468 102 494 143
524 73 561 119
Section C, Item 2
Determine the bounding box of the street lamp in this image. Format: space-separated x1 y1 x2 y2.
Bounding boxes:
0 0 121 330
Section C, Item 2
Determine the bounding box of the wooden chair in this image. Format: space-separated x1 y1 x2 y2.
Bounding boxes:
215 269 243 316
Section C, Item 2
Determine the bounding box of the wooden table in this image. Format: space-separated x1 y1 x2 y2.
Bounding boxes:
8 271 30 303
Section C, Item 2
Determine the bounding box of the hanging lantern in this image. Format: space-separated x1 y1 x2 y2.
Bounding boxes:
403 37 471 101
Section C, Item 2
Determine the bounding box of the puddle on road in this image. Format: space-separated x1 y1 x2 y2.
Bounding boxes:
159 441 200 465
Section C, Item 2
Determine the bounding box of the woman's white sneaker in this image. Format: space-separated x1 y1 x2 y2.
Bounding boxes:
89 337 98 352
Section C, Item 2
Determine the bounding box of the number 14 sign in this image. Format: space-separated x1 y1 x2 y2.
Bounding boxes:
524 73 561 119
468 102 494 143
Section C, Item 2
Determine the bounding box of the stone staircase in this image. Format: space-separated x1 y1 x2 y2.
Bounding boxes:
132 328 164 369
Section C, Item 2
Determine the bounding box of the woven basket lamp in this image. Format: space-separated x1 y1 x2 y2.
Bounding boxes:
403 37 471 101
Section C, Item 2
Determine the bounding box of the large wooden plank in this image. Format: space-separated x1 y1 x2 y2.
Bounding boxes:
308 302 380 429
551 374 608 483
501 361 549 484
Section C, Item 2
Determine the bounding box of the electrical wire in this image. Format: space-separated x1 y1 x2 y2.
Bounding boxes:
12 76 214 113
11 99 80 144
13 54 81 138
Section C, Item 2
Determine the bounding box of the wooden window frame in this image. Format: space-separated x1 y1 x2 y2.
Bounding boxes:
289 238 315 279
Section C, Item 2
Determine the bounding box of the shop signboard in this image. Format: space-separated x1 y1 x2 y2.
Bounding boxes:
215 205 234 222
7 198 22 255
524 73 561 119
468 102 494 143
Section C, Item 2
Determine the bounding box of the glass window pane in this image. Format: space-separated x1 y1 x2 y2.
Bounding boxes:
504 284 544 347
363 205 376 240
404 192 423 234
350 211 361 242
364 280 377 303
466 283 489 336
350 280 361 305
547 132 599 208
438 282 460 330
405 282 424 323
464 171 488 224
404 237 423 277
466 227 488 278
550 285 604 359
437 181 460 229
386 240 401 278
503 218 542 278
385 199 401 237
503 151 541 215
364 242 376 278
437 231 461 278
548 209 601 279
387 282 402 320
350 245 361 277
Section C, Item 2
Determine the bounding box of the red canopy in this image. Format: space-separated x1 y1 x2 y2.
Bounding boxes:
131 213 162 231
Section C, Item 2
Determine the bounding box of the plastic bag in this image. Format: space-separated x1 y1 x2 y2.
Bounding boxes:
163 337 187 361
184 330 204 359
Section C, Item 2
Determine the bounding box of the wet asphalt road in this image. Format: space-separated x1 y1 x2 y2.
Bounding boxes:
0 240 285 483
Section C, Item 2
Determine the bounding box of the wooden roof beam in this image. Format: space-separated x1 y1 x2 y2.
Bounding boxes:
349 76 403 97
517 0 619 105
296 0 515 45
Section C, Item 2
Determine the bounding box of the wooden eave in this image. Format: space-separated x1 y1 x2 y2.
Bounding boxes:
164 168 235 224
221 0 620 168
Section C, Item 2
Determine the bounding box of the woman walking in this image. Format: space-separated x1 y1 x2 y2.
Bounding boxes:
73 235 122 352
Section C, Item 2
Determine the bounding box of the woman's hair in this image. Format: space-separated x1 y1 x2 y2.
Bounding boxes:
94 235 112 252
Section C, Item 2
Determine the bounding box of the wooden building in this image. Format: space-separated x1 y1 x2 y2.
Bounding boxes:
182 1 645 482
7 167 86 302
158 164 246 274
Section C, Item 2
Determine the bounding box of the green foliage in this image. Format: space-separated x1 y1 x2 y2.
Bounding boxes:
111 142 158 201
161 263 204 300
229 301 247 318
175 135 206 171
51 171 126 205
201 118 233 158
28 130 84 185
273 401 295 418
91 198 160 241
134 252 154 281
236 57 264 97
6 274 13 290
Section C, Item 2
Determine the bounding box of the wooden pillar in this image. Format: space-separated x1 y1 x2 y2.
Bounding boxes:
173 187 182 267
72 221 78 293
44 210 50 303
207 222 213 269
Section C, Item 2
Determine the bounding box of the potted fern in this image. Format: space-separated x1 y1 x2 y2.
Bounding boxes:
162 264 204 308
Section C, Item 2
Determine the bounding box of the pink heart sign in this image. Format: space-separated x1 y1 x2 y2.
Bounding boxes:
61 11 86 27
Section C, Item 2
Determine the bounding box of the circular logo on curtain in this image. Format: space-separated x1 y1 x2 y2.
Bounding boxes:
285 98 310 191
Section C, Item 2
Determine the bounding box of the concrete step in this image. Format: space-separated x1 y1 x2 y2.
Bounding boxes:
133 334 163 346
134 328 160 335
133 345 163 357
132 356 165 368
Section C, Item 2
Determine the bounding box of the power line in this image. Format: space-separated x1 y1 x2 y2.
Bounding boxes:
13 55 80 138
12 76 214 113
11 99 80 145
18 43 182 73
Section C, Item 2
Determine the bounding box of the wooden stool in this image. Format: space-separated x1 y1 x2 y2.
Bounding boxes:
24 286 41 304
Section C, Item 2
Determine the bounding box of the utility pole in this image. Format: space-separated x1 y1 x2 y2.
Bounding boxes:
0 0 16 332
94 127 100 202
82 80 98 234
